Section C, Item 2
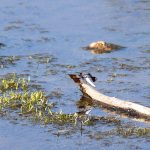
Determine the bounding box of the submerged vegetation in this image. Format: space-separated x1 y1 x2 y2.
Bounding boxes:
28 53 56 64
116 126 150 137
0 56 21 68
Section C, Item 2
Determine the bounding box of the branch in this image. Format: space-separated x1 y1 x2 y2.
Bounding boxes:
69 74 150 121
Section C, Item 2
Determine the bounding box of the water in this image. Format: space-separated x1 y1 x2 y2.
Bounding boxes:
0 0 150 149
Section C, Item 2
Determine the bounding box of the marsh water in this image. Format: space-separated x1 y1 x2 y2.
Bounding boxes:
0 0 150 149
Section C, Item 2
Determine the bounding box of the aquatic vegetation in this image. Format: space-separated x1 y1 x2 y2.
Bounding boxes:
119 63 144 71
48 89 63 99
0 75 149 138
54 64 76 69
28 53 56 64
0 75 28 92
0 75 118 126
43 112 76 125
45 69 58 75
0 75 77 125
0 56 21 68
89 127 150 140
116 126 150 137
44 64 76 76
143 49 150 53
0 76 50 115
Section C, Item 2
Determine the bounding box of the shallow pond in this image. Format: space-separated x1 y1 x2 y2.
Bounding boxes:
0 0 150 149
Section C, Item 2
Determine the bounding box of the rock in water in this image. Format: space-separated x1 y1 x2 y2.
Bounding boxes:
84 41 125 54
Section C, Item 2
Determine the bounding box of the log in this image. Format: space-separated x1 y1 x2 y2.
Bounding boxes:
69 74 150 120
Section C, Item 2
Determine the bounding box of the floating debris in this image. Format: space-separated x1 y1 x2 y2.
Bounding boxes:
84 41 125 54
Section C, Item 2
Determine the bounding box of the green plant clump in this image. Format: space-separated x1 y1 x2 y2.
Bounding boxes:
0 77 28 93
0 75 77 125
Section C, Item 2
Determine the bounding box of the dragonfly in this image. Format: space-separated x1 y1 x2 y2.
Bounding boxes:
79 73 97 87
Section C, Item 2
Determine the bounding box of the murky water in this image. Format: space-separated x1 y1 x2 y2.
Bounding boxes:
0 0 150 149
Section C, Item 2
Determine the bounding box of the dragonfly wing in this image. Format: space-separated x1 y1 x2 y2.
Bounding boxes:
86 77 96 87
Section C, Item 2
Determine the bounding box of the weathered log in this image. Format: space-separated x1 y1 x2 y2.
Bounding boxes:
69 74 150 120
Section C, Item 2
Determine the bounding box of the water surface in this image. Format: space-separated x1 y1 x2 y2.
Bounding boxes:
0 0 150 149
